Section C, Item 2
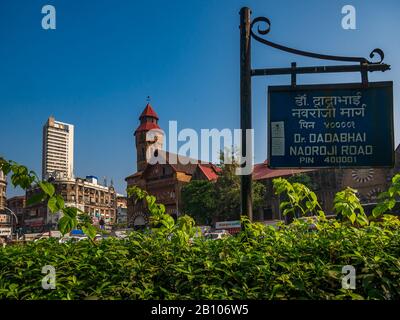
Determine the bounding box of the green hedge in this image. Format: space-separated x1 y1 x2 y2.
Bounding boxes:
1 159 399 300
1 215 399 300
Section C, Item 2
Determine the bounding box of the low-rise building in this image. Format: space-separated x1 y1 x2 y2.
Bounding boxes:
125 103 219 228
6 196 25 228
25 176 117 233
116 195 128 225
253 144 400 221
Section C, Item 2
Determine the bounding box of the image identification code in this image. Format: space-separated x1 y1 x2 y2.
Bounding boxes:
151 304 249 317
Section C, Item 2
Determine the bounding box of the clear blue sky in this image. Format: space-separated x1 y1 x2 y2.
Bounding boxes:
1 0 399 197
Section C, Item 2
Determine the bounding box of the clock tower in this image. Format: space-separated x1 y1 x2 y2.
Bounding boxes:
134 103 164 172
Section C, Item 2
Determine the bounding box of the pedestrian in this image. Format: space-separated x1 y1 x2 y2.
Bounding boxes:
99 218 105 230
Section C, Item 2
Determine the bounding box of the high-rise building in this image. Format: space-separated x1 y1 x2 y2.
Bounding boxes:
42 116 74 180
0 170 6 211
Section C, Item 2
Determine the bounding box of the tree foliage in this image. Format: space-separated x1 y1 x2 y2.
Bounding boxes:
1 157 400 300
273 177 323 219
181 154 266 223
0 158 97 241
288 173 318 191
1 206 399 299
181 180 216 225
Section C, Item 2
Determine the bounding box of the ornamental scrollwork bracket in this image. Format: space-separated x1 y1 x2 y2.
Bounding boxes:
250 17 384 65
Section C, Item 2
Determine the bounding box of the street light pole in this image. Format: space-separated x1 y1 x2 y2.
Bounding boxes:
4 207 18 240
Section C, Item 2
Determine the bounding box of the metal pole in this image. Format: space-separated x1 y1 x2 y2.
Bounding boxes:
291 62 297 87
240 7 253 221
252 63 390 77
4 207 18 240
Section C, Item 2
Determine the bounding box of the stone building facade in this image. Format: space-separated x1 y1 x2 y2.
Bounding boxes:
125 103 400 226
24 176 117 233
253 144 400 221
116 195 128 225
125 103 219 228
6 196 25 228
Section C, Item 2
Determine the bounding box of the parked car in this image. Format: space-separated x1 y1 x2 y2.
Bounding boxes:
213 229 230 235
94 234 111 241
34 235 50 242
198 225 211 235
113 229 135 239
114 230 129 239
58 235 88 244
204 232 230 240
34 231 62 242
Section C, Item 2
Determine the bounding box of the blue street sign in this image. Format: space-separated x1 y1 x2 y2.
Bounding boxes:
268 82 394 168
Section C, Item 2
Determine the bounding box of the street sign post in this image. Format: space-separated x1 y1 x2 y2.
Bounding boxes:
268 81 394 168
239 7 391 221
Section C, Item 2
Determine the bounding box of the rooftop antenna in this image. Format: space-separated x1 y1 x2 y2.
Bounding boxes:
146 96 151 103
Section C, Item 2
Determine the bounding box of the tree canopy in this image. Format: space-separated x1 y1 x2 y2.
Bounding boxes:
182 151 266 224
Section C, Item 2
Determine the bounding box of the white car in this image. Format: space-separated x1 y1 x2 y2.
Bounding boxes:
94 234 112 241
214 229 230 235
58 235 88 244
34 231 63 242
204 232 230 240
114 230 129 239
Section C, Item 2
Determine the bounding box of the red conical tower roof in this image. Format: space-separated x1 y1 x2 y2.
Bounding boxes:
135 103 161 135
139 103 159 120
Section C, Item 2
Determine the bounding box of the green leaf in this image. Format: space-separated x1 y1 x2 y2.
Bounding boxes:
81 223 97 240
62 207 78 218
39 181 55 197
26 192 46 206
48 197 57 212
0 161 11 175
48 195 65 213
349 213 356 224
58 215 77 235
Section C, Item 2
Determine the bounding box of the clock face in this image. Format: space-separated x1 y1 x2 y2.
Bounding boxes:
351 169 374 183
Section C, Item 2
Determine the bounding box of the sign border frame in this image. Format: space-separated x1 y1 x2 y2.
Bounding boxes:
267 81 395 169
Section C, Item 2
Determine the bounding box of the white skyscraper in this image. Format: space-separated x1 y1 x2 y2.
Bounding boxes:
0 169 6 210
42 116 74 180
